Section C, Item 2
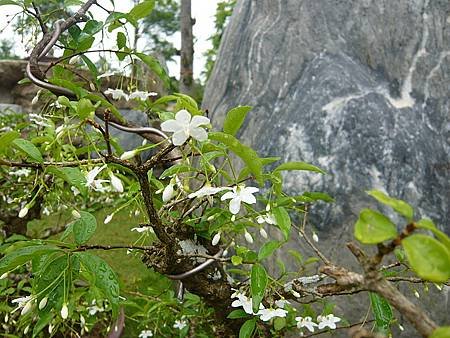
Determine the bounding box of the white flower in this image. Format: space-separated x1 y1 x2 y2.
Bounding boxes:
274 298 290 309
317 314 341 330
231 292 263 315
105 88 128 100
128 90 155 100
43 207 51 216
31 93 39 105
72 210 81 219
259 228 268 239
173 319 187 330
131 226 154 234
160 109 210 146
104 214 114 224
414 290 420 298
60 303 68 319
312 232 319 242
12 296 34 315
10 168 31 177
257 308 288 321
109 172 124 193
138 330 153 338
256 213 276 225
87 301 104 315
221 185 259 214
49 101 63 109
162 183 175 202
188 185 230 199
18 206 29 218
212 232 221 246
244 231 254 244
38 297 48 310
85 165 106 188
98 71 117 79
296 316 318 332
71 186 80 196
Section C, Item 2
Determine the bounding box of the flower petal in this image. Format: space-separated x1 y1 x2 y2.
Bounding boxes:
221 191 236 201
175 110 191 124
172 130 189 146
191 115 210 127
229 198 241 214
189 126 208 141
161 119 182 133
240 192 256 204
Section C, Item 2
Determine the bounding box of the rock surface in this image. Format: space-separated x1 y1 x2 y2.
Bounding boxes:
203 0 450 334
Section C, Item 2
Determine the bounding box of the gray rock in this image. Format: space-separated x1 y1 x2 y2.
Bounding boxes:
203 0 450 334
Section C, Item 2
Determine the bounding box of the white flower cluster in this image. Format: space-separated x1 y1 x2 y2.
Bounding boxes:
231 291 288 322
104 88 157 101
295 314 341 332
29 113 51 128
85 165 123 194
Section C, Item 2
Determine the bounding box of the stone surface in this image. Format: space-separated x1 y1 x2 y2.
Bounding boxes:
203 0 450 334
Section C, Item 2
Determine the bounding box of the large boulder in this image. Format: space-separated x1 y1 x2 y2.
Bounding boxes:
203 0 450 334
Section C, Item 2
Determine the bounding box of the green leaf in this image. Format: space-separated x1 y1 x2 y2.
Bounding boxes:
81 55 98 82
231 255 243 266
76 98 95 119
46 166 87 197
272 207 291 240
35 254 68 297
367 190 414 221
160 164 197 179
258 241 281 261
77 36 95 52
223 106 252 136
251 263 268 313
273 161 326 175
116 31 127 49
209 132 263 185
0 245 60 275
73 211 97 245
369 292 393 334
402 234 450 282
128 0 154 21
416 218 450 251
227 309 249 319
12 138 43 163
430 327 450 338
32 312 53 338
77 253 120 317
0 131 20 153
135 53 170 88
83 20 103 35
239 318 256 338
354 209 397 244
274 317 286 331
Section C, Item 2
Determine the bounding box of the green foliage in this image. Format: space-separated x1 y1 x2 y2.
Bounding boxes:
430 326 450 338
251 263 268 313
239 318 257 338
223 106 252 136
402 234 450 282
369 293 393 335
354 209 398 244
367 190 414 221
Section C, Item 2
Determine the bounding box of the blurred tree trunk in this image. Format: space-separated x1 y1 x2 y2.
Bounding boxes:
180 0 194 95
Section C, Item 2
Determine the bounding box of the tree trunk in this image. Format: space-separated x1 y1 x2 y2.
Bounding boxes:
179 0 194 95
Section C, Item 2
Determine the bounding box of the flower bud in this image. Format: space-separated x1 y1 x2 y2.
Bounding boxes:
0 273 8 280
265 204 271 211
21 300 33 316
38 297 48 310
89 82 96 91
259 228 268 239
104 214 113 224
162 184 175 203
72 210 81 219
69 55 80 65
244 231 253 244
60 303 68 320
18 206 29 218
120 149 138 160
109 173 124 193
212 232 221 246
312 232 319 242
231 215 236 222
